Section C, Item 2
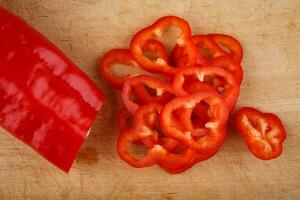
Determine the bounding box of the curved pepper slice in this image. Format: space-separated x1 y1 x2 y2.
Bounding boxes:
130 16 199 74
160 92 229 154
173 66 240 111
0 7 105 172
235 107 286 160
171 35 226 66
205 56 243 85
100 49 138 90
100 40 169 90
122 75 174 113
208 34 243 63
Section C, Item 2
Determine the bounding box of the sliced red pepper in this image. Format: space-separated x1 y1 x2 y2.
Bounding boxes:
160 92 229 154
100 40 169 90
121 75 173 113
171 35 226 66
100 49 137 90
173 66 240 111
208 34 243 63
0 7 105 172
117 103 210 173
235 107 286 160
205 56 243 85
130 16 199 74
117 103 169 168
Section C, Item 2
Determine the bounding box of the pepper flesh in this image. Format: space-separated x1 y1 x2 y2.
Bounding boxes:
130 16 199 74
208 34 243 63
235 107 286 160
173 66 240 111
0 7 105 172
100 40 169 90
121 75 173 113
160 92 229 154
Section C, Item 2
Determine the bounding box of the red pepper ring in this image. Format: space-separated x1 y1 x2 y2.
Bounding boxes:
100 49 137 90
141 39 170 64
132 103 206 173
118 107 147 145
130 16 199 74
160 92 229 154
118 107 133 133
100 39 170 90
171 35 226 67
206 56 243 85
121 75 174 113
235 107 286 160
173 66 240 112
208 34 243 63
117 129 167 168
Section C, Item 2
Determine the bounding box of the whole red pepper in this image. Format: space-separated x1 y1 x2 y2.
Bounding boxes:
0 7 105 172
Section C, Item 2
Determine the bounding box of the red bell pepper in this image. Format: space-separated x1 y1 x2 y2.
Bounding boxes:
208 34 243 63
117 102 211 173
173 66 240 111
0 7 105 172
235 107 286 160
205 56 243 85
171 35 226 66
100 40 169 90
121 75 173 113
160 92 229 154
100 49 138 90
130 16 199 74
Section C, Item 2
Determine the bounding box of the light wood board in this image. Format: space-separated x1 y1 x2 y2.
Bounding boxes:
0 0 299 199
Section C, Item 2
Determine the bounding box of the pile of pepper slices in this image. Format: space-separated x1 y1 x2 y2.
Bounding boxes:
99 16 286 173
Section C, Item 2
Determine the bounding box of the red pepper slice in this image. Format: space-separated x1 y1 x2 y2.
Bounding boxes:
235 107 286 160
117 103 210 173
117 103 168 168
100 49 137 90
208 34 243 63
205 56 243 85
173 66 240 111
122 75 173 113
0 7 105 172
171 35 226 66
100 40 169 90
130 16 199 74
118 107 134 132
160 92 229 154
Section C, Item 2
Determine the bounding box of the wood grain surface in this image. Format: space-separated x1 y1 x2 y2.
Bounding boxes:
0 0 299 199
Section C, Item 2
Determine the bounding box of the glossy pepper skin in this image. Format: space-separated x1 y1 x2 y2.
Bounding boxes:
235 107 286 160
0 7 105 172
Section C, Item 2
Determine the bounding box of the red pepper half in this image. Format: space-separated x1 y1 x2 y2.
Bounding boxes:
208 34 243 63
130 16 199 74
235 107 286 160
0 7 105 172
173 66 240 111
121 75 173 113
160 92 229 154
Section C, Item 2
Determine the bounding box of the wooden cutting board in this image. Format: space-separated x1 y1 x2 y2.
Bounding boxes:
0 0 299 199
